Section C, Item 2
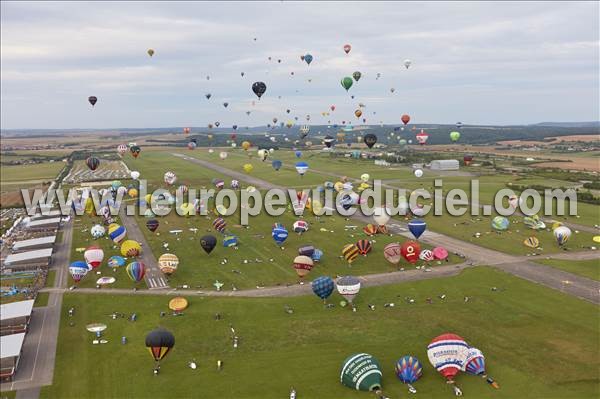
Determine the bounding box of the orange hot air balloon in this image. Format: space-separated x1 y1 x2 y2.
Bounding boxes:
401 114 410 125
355 109 362 118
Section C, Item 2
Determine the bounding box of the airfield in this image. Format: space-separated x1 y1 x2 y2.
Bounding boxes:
1 141 598 399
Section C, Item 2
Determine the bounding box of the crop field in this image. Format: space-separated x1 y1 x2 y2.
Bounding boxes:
63 159 130 184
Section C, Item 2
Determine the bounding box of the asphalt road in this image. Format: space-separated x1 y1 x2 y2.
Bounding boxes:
172 152 600 304
118 206 168 289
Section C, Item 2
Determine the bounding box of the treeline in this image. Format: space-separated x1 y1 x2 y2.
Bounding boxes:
508 183 600 205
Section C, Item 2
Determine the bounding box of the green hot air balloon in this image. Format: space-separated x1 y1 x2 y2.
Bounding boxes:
341 353 383 392
450 131 461 142
341 77 353 91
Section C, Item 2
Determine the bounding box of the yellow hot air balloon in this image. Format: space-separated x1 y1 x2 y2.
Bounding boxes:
120 240 142 257
128 188 138 198
144 194 152 204
243 163 254 173
342 244 360 264
242 141 251 151
84 197 95 215
334 182 344 192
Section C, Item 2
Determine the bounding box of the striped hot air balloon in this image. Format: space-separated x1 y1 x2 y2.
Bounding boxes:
419 249 435 262
355 239 372 255
342 244 360 264
363 224 378 236
336 276 361 304
84 246 104 270
427 333 469 393
523 236 540 248
108 224 127 244
376 225 388 235
462 347 499 388
69 261 88 283
395 355 423 393
213 217 227 233
223 234 238 247
126 261 146 282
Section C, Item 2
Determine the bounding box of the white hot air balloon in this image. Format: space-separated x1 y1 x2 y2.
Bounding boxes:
373 206 391 226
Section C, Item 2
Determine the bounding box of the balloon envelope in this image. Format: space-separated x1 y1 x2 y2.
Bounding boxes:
340 353 382 392
200 235 217 254
311 276 334 300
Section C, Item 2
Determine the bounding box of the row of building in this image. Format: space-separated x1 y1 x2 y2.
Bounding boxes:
0 299 34 381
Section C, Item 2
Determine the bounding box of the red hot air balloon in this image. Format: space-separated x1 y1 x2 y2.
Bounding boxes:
401 114 410 125
401 241 421 263
343 44 351 54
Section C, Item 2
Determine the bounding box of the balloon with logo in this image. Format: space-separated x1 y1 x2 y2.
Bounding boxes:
342 243 360 264
272 223 288 245
407 219 427 239
491 216 509 231
553 226 571 246
311 276 334 302
90 224 105 239
336 276 361 305
462 347 500 389
341 353 383 393
126 261 146 282
293 255 314 280
257 149 269 162
120 240 142 257
158 254 179 275
401 241 421 263
383 243 401 266
427 333 469 396
69 261 89 283
395 355 423 394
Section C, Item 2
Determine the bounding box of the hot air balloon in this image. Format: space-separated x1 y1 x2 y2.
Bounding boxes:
205 93 212 100
130 170 140 180
117 144 128 154
90 224 105 239
463 155 473 166
272 223 288 245
356 239 372 255
200 235 217 254
213 217 227 233
126 261 146 282
293 255 313 279
120 240 141 257
257 149 268 161
304 54 313 65
408 219 427 239
163 171 177 186
86 157 100 171
341 353 383 393
293 220 309 234
323 135 335 148
352 71 361 81
241 163 253 173
69 261 88 283
450 131 461 142
336 276 361 305
401 241 421 263
295 161 309 177
87 95 98 107
299 125 309 138
383 243 401 266
341 77 353 91
84 246 104 270
416 130 429 145
395 356 423 394
187 141 197 150
354 109 362 118
432 247 448 261
242 141 251 151
147 48 155 57
272 160 282 171
107 224 126 243
554 226 571 246
523 236 540 248
373 206 391 226
146 328 175 372
311 276 334 301
401 114 410 125
491 216 509 231
343 44 351 54
403 59 412 69
158 253 179 275
342 243 360 264
463 347 499 388
427 333 469 395
363 134 377 149
419 249 435 261
252 81 266 99
298 245 315 258
223 234 238 247
130 145 141 158
362 224 378 236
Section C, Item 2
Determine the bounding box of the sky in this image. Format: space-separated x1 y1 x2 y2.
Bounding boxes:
1 1 598 129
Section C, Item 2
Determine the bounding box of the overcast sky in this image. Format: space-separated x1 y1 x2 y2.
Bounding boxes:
1 1 598 129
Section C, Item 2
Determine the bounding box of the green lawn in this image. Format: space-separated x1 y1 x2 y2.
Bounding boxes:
41 267 599 399
34 292 49 307
0 162 64 182
535 258 599 281
45 270 57 288
0 390 16 399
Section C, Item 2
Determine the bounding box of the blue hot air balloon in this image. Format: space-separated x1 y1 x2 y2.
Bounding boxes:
223 234 238 247
311 276 334 300
395 355 423 393
311 248 323 262
295 150 302 158
272 223 288 245
407 219 427 239
304 54 313 65
272 160 282 171
295 162 309 176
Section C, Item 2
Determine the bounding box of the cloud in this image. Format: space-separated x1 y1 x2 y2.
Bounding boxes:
1 1 598 129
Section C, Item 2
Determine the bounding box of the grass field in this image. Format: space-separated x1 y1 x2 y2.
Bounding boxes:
41 267 599 399
34 292 49 307
535 258 600 281
0 162 64 182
